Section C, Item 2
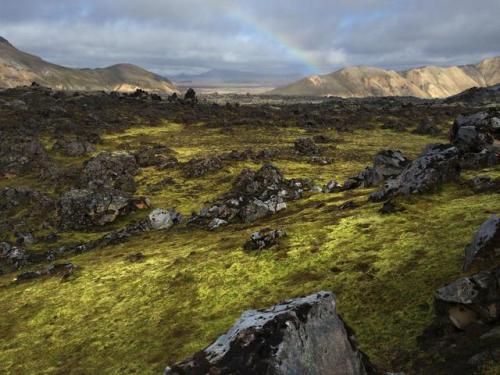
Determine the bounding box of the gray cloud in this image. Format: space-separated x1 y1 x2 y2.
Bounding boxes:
0 0 499 76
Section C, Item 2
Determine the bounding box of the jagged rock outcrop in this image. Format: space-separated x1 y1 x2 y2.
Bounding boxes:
463 215 500 271
56 188 149 230
370 144 460 201
344 150 410 190
188 163 312 226
80 151 139 192
451 111 500 169
165 291 375 375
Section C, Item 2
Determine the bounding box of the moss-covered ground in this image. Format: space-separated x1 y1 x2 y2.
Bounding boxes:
1 118 499 374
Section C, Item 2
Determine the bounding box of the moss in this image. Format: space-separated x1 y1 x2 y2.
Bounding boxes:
0 122 498 374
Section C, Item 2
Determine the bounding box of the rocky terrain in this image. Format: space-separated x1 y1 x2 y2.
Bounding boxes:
0 83 498 374
0 37 178 94
270 57 500 98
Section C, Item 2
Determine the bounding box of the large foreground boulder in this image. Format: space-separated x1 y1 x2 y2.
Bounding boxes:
57 189 149 230
165 291 375 375
463 215 500 271
370 144 460 201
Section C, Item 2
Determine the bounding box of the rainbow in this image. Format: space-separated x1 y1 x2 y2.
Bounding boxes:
219 2 322 73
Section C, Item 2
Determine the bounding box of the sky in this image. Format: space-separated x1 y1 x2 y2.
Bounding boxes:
0 0 499 76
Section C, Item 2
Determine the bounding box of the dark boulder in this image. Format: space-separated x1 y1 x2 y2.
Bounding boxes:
184 88 197 101
344 150 410 190
56 188 150 230
80 151 139 192
0 136 51 176
0 186 54 212
370 144 460 201
463 215 500 271
165 291 375 375
189 164 309 227
312 134 335 143
413 118 440 135
451 112 497 153
243 228 286 251
134 144 176 167
378 200 404 214
466 175 500 194
294 137 320 155
418 267 500 373
0 242 30 269
16 263 76 283
181 156 223 178
339 201 358 210
460 149 499 170
52 137 94 157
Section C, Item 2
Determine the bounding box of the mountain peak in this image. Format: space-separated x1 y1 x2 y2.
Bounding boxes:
0 36 13 47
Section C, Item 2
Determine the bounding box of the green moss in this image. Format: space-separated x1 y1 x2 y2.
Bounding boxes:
0 122 498 374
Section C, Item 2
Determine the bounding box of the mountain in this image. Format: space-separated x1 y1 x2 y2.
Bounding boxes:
172 69 302 87
269 57 500 98
0 37 178 94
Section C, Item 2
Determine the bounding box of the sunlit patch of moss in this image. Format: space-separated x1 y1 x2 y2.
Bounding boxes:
0 120 498 374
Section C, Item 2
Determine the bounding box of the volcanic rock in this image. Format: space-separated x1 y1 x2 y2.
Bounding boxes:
370 144 460 201
344 150 410 189
463 215 500 271
56 188 149 230
294 137 320 155
243 228 286 251
165 291 375 375
80 151 139 192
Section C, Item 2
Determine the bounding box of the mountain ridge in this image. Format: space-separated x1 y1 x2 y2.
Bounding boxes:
269 57 500 98
0 37 178 94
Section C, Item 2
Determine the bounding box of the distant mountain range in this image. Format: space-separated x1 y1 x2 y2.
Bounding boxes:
172 69 302 87
0 37 178 94
269 57 500 98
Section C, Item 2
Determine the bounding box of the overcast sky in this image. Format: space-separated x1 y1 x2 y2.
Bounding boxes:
1 0 499 76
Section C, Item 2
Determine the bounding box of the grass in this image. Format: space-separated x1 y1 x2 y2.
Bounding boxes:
0 121 499 374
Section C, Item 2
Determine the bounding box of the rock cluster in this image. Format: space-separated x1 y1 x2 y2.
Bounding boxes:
294 137 320 155
450 111 499 169
189 163 312 226
134 144 178 168
181 156 223 178
56 188 150 230
0 135 52 176
243 228 287 251
344 150 410 190
165 291 375 375
80 151 139 192
370 144 460 201
52 136 95 157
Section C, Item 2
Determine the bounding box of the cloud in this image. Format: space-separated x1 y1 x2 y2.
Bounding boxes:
0 0 498 75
